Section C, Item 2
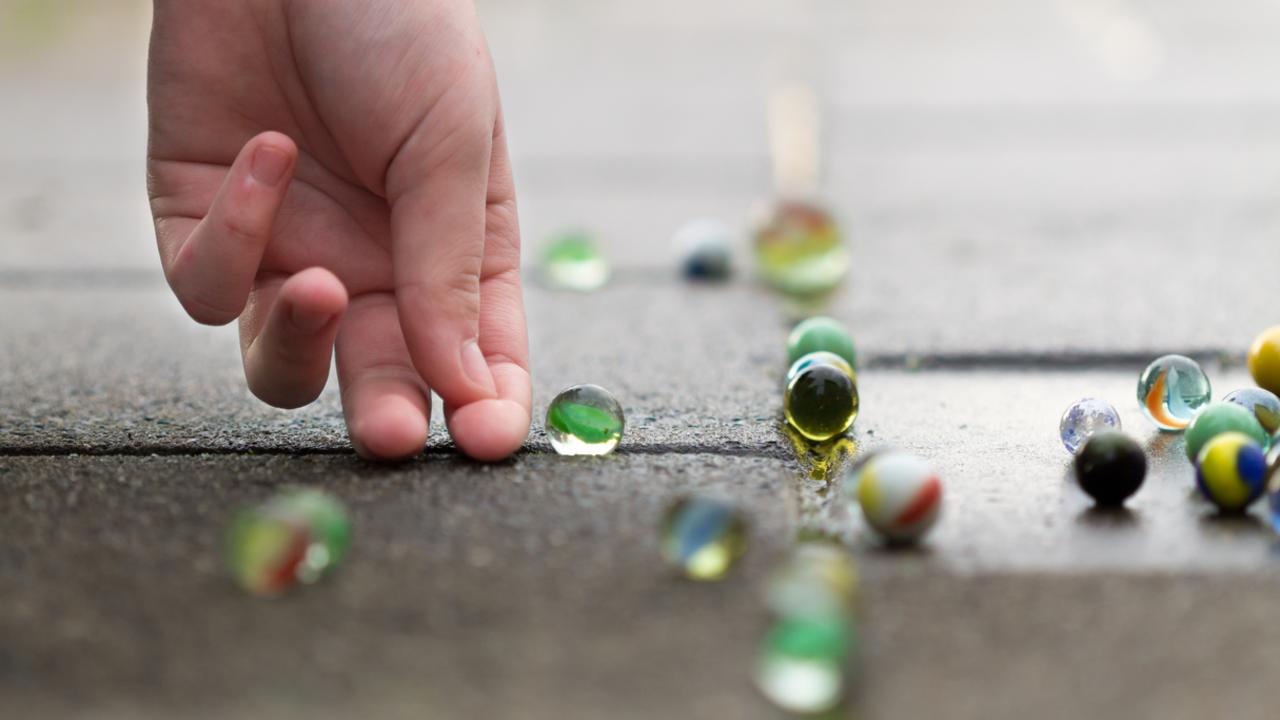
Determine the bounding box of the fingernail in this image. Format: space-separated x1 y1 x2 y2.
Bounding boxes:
290 306 333 333
461 340 497 396
251 146 291 186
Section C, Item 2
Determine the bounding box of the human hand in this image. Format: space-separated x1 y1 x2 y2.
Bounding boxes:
146 0 530 461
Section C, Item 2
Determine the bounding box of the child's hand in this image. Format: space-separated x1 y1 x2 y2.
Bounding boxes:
146 0 530 461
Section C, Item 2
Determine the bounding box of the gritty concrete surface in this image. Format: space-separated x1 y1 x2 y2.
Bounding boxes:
5 1 1280 718
5 455 1280 720
3 281 1277 572
859 571 1280 720
0 454 795 720
0 283 1269 457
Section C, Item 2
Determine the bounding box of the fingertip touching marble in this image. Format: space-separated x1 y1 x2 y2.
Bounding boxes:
1073 431 1147 506
540 231 609 291
1058 398 1122 455
1249 326 1280 396
659 496 747 581
1137 354 1212 432
854 451 942 543
751 200 848 297
225 488 351 597
1184 401 1270 461
1224 387 1280 435
671 219 734 281
545 384 625 456
786 316 857 369
1196 432 1268 513
784 360 859 442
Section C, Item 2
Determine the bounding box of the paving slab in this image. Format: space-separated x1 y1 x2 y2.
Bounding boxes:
5 454 1280 719
2 285 1277 573
0 284 791 453
0 284 1270 454
858 571 1280 720
0 454 794 720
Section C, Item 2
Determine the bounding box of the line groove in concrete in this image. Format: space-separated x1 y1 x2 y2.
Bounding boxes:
0 444 792 461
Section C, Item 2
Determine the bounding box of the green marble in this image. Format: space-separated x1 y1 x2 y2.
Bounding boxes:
226 488 351 596
541 232 609 291
271 488 352 581
1184 402 1270 461
786 316 856 369
545 384 625 455
755 615 852 714
764 616 851 661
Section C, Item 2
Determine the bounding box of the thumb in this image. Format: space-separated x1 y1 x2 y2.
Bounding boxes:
157 131 296 325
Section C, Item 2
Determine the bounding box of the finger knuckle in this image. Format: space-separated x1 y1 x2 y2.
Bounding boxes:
484 199 521 256
167 254 243 325
221 214 263 246
403 267 481 322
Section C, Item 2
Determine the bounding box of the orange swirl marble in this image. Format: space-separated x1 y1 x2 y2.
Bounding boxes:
1144 371 1190 429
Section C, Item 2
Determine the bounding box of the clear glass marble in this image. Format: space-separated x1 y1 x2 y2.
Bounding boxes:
752 200 848 297
660 496 747 581
1059 398 1122 454
1224 388 1280 435
545 384 625 455
1137 354 1211 432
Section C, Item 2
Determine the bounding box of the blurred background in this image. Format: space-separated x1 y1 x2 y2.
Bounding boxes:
3 0 1279 353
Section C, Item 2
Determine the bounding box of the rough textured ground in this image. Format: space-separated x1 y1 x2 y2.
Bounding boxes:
3 1 1280 718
